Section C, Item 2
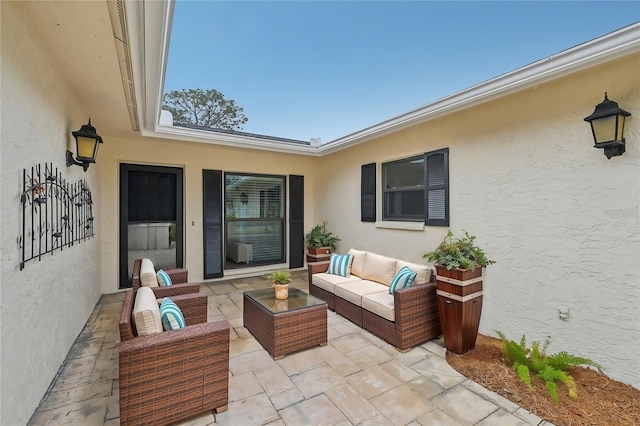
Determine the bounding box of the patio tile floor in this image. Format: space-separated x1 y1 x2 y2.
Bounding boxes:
28 272 553 426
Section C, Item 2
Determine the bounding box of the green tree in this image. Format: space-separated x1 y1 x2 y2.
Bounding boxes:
162 88 248 130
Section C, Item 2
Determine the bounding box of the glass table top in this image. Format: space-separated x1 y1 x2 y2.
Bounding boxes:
244 287 326 314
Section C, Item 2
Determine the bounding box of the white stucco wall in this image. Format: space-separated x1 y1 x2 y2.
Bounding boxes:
1 5 103 425
98 135 317 294
316 54 640 388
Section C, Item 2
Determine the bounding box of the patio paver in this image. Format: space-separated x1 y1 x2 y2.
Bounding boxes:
27 272 551 426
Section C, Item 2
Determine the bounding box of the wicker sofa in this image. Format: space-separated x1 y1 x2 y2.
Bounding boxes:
132 258 200 298
118 288 230 426
308 249 441 351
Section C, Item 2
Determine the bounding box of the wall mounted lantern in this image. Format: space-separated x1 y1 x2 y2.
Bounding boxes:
584 93 631 159
66 119 103 171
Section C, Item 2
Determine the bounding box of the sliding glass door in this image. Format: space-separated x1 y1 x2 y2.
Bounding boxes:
225 173 285 267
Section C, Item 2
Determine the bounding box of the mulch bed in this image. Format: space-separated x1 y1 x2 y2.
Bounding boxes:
445 334 640 426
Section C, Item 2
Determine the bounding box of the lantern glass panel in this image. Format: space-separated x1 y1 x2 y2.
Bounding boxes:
591 115 616 144
617 115 626 141
77 136 98 161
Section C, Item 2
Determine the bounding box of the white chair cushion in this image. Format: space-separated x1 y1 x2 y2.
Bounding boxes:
396 260 432 284
133 287 163 335
348 249 368 278
362 253 397 286
362 291 395 322
140 258 158 288
312 273 361 293
335 280 388 306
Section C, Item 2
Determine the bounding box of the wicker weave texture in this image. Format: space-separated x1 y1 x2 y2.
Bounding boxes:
310 276 441 351
335 296 364 327
309 285 335 310
243 292 327 359
118 290 230 426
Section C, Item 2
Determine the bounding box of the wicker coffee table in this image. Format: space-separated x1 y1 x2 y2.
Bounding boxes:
243 287 328 359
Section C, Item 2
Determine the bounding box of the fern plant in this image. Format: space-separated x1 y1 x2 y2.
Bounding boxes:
267 270 292 286
305 221 340 250
496 331 601 405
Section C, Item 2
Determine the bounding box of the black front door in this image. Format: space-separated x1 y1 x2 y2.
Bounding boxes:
119 164 184 287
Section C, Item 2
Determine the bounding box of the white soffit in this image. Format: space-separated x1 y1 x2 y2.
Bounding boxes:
129 1 640 156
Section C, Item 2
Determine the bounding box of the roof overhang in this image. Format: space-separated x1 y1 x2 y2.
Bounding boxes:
126 0 640 156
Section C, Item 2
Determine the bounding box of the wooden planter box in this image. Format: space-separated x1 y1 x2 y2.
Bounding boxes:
307 247 331 255
435 265 483 354
306 247 331 263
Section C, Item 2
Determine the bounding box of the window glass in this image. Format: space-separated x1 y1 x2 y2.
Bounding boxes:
224 173 285 266
381 149 448 224
383 157 424 189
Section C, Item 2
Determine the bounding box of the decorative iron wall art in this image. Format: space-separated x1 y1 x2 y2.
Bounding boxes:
19 163 95 270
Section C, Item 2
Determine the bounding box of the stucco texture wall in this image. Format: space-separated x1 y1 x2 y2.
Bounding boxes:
315 54 640 388
1 4 103 425
98 135 317 293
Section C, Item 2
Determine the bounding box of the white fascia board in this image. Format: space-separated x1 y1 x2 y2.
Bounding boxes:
147 125 319 155
317 22 640 155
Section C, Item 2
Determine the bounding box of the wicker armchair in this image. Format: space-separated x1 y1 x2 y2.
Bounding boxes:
118 289 230 426
132 258 200 298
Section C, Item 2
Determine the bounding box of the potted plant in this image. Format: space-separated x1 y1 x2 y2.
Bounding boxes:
423 230 495 354
267 270 292 300
305 221 340 256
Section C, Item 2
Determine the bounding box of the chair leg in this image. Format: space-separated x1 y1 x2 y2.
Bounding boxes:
215 405 229 414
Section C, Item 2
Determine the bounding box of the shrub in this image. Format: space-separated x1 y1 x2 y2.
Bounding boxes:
496 331 601 405
305 221 340 250
423 230 495 270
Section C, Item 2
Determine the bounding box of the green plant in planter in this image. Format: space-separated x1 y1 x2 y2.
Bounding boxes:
267 270 292 286
496 331 602 405
423 230 495 270
305 221 340 251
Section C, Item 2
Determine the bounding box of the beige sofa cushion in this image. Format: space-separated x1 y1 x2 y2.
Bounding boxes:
348 249 368 278
133 287 163 335
140 258 159 287
335 281 388 306
312 273 361 294
362 292 395 322
396 260 432 284
362 253 397 286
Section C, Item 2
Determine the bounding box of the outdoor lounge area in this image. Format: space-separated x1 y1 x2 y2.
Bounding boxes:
28 273 551 426
2 2 639 426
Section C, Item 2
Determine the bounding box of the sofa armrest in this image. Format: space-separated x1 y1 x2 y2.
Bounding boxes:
119 320 230 355
393 282 438 326
307 261 330 285
170 293 208 326
165 267 189 284
150 283 200 299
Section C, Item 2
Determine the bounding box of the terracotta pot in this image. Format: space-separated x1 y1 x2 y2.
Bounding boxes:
274 284 289 300
435 264 483 354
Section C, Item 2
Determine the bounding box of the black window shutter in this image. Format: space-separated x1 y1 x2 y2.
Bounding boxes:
289 175 304 268
203 170 224 278
361 163 376 222
424 148 449 226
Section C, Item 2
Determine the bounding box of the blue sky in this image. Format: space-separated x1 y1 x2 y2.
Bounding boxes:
165 1 639 142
